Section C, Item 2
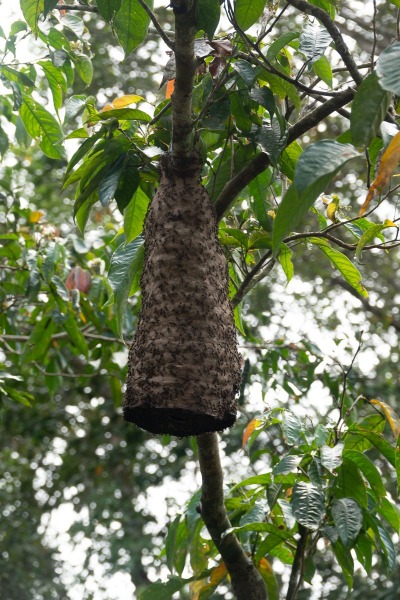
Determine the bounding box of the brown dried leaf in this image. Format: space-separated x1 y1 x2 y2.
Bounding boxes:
360 131 400 215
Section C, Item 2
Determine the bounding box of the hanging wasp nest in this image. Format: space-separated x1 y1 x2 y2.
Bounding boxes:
124 153 242 436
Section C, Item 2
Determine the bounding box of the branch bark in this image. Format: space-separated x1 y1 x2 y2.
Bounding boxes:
197 433 267 600
171 1 197 165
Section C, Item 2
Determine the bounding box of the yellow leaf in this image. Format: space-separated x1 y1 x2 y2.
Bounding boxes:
166 79 175 99
242 418 263 448
101 103 114 112
29 210 44 223
370 399 400 439
210 562 228 585
326 195 340 223
190 579 207 600
190 563 228 599
360 131 400 216
258 557 272 574
111 94 144 108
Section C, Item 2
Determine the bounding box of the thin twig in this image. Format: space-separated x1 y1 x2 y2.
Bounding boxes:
149 100 171 125
136 0 175 50
335 333 364 441
285 0 363 85
0 332 124 344
33 362 95 378
286 524 309 600
55 4 98 12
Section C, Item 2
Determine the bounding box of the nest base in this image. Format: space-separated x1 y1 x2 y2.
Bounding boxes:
123 406 236 437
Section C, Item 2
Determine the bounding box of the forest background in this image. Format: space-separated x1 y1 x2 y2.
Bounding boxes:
1 1 400 599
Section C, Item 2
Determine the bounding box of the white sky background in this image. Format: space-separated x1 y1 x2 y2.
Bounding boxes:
2 1 396 599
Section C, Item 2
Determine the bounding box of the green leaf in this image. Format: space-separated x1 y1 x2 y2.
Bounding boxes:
309 0 336 17
228 473 271 494
20 0 44 35
22 316 56 363
69 53 93 86
233 60 257 87
350 71 391 147
279 141 302 181
3 387 34 407
373 519 397 573
273 454 302 476
376 42 400 95
320 443 344 472
19 96 64 159
389 0 400 6
64 312 89 357
378 497 400 533
139 576 186 600
64 131 103 179
250 87 275 116
332 498 362 546
272 141 359 249
196 0 220 39
335 459 368 508
258 71 300 109
43 0 59 17
299 21 331 65
89 108 151 123
312 55 333 87
332 540 353 589
108 236 144 337
295 141 359 195
75 192 98 234
266 32 299 61
225 521 291 538
99 156 126 207
258 558 279 600
96 0 122 21
352 431 395 466
308 238 368 298
291 482 325 530
355 220 396 262
124 187 150 243
354 533 373 575
114 0 152 56
343 450 386 499
234 0 266 31
277 243 294 283
256 119 287 166
0 65 35 87
61 14 85 37
396 435 400 498
282 410 303 444
39 60 67 110
165 515 189 576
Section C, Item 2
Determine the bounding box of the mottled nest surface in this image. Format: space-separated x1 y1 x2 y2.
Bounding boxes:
124 155 242 436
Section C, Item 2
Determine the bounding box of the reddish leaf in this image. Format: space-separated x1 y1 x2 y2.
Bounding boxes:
65 266 92 294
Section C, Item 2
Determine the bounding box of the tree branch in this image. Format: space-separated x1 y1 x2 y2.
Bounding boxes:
215 153 271 219
196 433 267 600
286 525 308 600
285 0 363 85
171 1 197 164
215 87 355 219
